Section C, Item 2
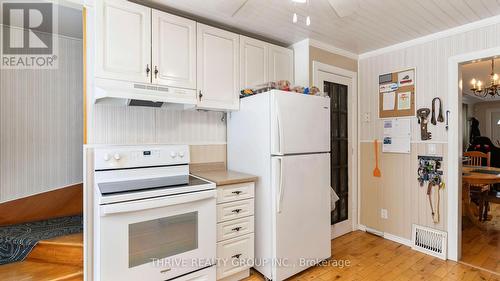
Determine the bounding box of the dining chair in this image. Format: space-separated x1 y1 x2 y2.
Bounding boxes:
463 151 491 221
463 151 491 167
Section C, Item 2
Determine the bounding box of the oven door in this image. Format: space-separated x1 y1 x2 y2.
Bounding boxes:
98 189 216 281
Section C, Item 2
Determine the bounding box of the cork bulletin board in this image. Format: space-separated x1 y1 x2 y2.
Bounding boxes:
378 68 416 118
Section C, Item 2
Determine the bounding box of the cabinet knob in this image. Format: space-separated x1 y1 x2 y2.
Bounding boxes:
154 66 159 78
199 91 203 101
146 64 150 77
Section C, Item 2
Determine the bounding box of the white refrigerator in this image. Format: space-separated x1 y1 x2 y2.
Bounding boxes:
227 90 331 281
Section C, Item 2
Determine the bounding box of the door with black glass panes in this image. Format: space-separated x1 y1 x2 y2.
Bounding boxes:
322 75 352 238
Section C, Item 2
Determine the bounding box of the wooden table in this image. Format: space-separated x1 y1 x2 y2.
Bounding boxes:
462 166 500 185
462 166 500 224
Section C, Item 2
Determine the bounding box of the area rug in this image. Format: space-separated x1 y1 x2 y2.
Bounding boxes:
0 215 83 265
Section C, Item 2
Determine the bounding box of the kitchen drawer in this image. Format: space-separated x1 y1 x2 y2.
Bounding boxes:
216 182 254 204
217 199 254 223
216 233 254 280
217 216 254 242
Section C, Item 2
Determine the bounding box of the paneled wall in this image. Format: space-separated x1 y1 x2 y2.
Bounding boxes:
0 36 83 203
91 105 226 145
358 21 500 239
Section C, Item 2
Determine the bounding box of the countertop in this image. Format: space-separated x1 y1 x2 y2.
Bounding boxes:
192 169 258 186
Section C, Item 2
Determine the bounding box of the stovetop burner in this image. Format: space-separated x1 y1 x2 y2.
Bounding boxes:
98 175 211 195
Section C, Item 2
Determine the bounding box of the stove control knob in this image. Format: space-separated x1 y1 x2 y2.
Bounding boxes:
113 153 121 160
178 151 185 158
170 151 177 158
103 153 110 161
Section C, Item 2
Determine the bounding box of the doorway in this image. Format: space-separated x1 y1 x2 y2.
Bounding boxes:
313 61 358 239
447 48 500 266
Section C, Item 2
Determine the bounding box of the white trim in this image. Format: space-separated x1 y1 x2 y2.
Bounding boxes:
384 232 412 247
359 15 500 60
357 224 412 247
308 39 359 60
360 140 448 144
312 61 359 239
446 46 500 262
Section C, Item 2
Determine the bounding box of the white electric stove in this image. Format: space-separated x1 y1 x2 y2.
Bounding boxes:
93 145 216 281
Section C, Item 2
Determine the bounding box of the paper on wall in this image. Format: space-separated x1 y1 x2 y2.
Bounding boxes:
379 83 398 93
397 92 411 110
382 119 411 153
382 91 395 111
398 69 414 86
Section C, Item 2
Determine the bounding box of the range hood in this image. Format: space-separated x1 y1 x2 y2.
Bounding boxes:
94 78 197 109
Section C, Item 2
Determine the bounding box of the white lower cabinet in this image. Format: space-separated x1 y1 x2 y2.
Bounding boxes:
216 182 255 281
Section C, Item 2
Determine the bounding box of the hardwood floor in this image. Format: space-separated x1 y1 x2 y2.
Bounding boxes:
461 206 500 274
243 231 500 281
0 233 83 281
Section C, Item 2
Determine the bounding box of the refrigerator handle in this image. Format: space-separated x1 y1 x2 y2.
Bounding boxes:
277 157 284 213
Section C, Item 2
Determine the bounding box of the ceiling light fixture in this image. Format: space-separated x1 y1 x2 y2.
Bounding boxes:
470 59 500 97
291 0 311 26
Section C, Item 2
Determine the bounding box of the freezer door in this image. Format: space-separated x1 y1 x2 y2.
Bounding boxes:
271 91 330 155
271 153 331 281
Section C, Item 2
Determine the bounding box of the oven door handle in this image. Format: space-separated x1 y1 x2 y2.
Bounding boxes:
100 190 216 216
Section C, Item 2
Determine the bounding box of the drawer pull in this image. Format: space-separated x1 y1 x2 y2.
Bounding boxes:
232 209 242 213
231 254 242 259
232 191 242 195
231 226 242 232
160 268 171 274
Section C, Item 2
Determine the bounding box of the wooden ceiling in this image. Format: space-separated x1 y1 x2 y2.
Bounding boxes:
145 0 500 54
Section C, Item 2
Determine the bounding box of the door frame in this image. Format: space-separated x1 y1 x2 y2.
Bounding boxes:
485 108 500 141
446 47 500 261
312 61 358 239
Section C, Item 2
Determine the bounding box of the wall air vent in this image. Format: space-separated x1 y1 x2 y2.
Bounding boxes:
411 224 447 260
128 99 163 108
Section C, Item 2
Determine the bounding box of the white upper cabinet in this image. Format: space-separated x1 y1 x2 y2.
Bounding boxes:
240 36 268 89
197 24 240 111
268 44 294 84
96 0 151 83
152 10 196 89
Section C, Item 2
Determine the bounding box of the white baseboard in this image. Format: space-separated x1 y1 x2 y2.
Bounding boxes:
356 224 412 247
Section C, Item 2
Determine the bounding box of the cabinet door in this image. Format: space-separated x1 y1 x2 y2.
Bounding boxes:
96 0 151 83
240 36 268 89
152 10 196 89
197 23 239 111
268 44 294 84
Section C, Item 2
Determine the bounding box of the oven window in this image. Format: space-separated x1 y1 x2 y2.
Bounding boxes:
128 212 198 268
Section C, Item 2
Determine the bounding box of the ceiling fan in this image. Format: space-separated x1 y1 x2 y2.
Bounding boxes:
327 0 360 18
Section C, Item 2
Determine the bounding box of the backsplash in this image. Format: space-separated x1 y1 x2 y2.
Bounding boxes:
91 104 227 145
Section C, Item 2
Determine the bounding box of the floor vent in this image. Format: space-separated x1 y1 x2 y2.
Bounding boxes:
411 224 447 260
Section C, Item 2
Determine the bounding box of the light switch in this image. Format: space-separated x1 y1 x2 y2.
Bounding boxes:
363 112 370 123
427 144 437 155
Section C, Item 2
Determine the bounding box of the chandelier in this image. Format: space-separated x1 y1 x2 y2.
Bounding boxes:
470 59 499 97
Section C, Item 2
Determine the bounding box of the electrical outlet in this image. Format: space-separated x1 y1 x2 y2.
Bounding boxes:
381 209 388 219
